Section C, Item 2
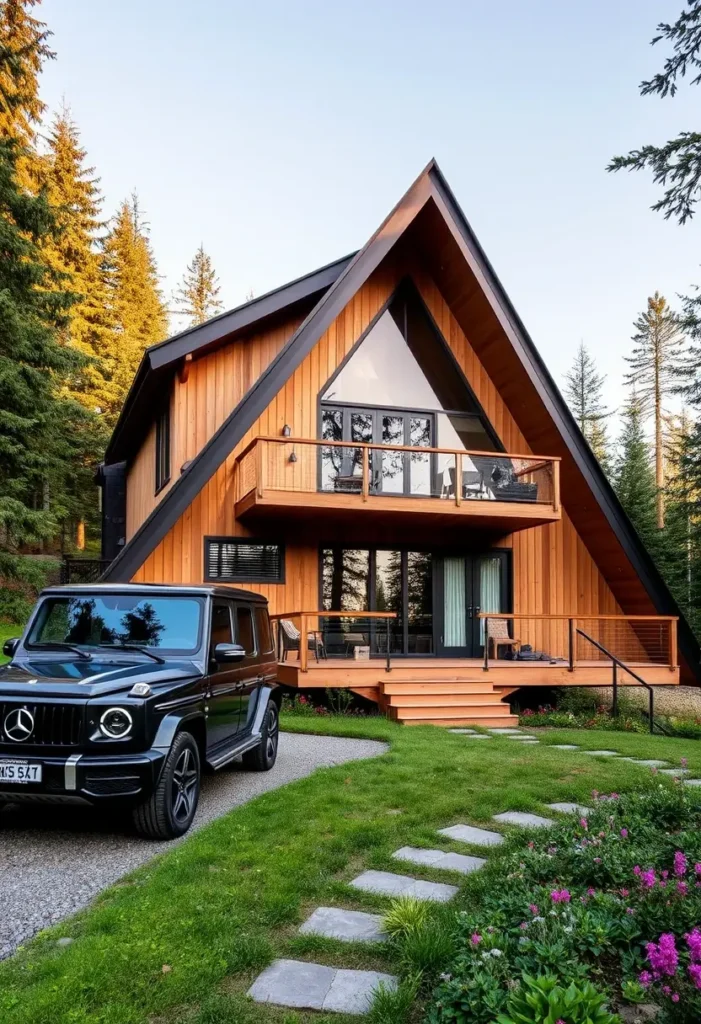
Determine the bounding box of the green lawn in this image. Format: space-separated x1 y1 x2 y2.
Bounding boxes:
0 623 22 664
0 717 697 1024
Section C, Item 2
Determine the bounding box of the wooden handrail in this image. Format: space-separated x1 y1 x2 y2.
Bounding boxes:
270 611 397 620
236 434 561 464
477 613 678 622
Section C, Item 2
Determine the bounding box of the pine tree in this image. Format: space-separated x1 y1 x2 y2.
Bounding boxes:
102 194 167 423
563 341 611 471
173 244 223 326
614 397 659 555
0 0 53 187
40 107 114 416
625 293 685 528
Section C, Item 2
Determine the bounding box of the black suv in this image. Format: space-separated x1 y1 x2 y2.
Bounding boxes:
0 584 280 839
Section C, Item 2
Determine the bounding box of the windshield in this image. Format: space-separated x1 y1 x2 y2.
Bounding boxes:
27 595 204 653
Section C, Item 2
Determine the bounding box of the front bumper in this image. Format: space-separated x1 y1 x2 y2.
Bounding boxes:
0 749 167 805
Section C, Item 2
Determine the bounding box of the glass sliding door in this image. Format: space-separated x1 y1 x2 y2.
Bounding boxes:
436 553 509 657
442 557 468 651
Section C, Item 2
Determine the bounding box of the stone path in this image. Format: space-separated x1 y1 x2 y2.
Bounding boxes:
248 732 700 1016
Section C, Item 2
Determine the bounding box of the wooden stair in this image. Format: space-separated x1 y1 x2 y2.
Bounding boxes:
382 677 519 727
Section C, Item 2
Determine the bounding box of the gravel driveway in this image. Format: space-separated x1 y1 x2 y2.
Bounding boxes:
0 731 387 960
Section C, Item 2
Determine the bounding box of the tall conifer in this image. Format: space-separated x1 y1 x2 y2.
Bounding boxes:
563 341 611 471
173 244 223 327
614 397 659 555
102 194 167 423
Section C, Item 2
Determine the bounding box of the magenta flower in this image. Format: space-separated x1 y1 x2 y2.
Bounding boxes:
587 887 597 896
470 932 482 946
674 851 688 877
529 904 539 915
594 856 602 864
620 828 628 838
639 970 652 987
579 817 588 830
677 881 689 896
550 889 571 903
519 922 528 930
640 869 657 889
646 933 679 978
695 863 701 876
672 993 680 1003
689 963 701 989
633 865 642 876
685 929 701 963
619 888 629 897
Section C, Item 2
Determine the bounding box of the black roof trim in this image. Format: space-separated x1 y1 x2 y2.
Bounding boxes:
426 162 700 676
102 161 435 583
105 252 356 463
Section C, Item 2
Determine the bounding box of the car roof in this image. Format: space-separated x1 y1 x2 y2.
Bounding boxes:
40 582 268 604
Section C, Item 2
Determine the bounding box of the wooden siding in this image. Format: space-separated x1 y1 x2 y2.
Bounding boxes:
125 313 305 541
131 251 628 638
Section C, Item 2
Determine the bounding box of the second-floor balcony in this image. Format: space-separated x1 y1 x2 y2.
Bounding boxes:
235 436 562 531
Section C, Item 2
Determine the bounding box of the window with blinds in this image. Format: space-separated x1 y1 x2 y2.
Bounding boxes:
205 538 285 583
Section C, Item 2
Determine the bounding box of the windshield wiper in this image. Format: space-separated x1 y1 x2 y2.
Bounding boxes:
31 642 92 662
97 643 165 664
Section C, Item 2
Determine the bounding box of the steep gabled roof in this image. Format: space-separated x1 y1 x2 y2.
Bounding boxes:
105 252 355 463
101 159 700 683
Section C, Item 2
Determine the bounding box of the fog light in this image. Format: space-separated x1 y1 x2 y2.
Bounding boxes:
99 707 133 739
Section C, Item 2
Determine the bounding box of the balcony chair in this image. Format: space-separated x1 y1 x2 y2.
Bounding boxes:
486 617 521 659
441 466 486 499
279 618 327 661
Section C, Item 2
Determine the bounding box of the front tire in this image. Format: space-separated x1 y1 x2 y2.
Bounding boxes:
242 699 279 772
133 731 201 840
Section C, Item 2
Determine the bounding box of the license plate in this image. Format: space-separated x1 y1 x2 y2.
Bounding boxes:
0 759 42 784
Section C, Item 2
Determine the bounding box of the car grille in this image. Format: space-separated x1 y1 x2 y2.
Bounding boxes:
0 702 83 747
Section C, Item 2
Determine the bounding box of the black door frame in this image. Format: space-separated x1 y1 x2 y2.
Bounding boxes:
434 550 511 658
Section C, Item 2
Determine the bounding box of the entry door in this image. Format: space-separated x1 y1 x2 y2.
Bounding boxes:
375 412 433 497
436 554 505 657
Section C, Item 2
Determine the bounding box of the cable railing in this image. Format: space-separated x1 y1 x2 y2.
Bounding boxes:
236 436 561 510
269 611 398 673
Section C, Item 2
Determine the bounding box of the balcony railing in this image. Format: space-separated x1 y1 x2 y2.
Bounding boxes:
270 611 398 672
236 437 561 510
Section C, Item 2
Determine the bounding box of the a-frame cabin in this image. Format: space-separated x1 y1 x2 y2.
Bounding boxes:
98 160 699 726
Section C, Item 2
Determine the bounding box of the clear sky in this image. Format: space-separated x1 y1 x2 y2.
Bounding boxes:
40 0 699 424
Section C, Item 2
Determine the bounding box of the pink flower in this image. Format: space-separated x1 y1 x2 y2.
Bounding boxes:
594 857 602 864
587 887 597 896
610 793 619 800
674 851 688 878
620 888 629 897
695 863 701 876
640 869 657 889
672 993 680 1003
620 828 628 838
626 907 635 914
646 933 679 978
550 889 571 903
579 817 588 830
685 929 701 963
529 904 539 915
677 881 689 896
689 963 701 989
639 971 652 987
471 932 482 945
681 758 688 769
633 865 642 876
651 767 658 775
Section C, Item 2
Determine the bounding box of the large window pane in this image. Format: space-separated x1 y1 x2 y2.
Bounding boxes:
321 549 370 656
381 415 404 494
321 409 343 491
409 417 431 495
407 552 433 653
374 550 403 654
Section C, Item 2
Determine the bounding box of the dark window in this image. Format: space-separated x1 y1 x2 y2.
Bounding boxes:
210 600 233 649
255 606 273 653
205 538 285 583
235 605 255 654
155 405 171 493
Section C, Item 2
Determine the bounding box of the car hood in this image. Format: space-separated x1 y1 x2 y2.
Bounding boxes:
0 658 200 699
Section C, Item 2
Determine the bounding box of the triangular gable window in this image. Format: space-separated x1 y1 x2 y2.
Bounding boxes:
320 280 501 454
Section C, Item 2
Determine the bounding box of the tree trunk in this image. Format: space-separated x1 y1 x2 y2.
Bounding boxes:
655 380 664 529
76 520 85 551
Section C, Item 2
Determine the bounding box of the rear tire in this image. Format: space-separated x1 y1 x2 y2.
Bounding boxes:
242 700 279 772
132 731 200 840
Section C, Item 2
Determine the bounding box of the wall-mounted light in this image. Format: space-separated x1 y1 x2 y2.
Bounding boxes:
289 451 298 464
282 424 291 437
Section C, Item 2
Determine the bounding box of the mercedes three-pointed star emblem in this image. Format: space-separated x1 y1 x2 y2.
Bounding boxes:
3 707 35 742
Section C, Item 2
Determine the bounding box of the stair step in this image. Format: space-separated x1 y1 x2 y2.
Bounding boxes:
388 693 504 707
393 704 515 720
402 716 521 727
384 683 497 695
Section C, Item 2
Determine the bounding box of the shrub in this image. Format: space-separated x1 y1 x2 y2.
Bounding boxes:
368 975 420 1024
384 896 429 937
0 553 59 624
496 974 620 1024
396 917 456 979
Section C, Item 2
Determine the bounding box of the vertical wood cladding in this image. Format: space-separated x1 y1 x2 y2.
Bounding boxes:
129 255 625 629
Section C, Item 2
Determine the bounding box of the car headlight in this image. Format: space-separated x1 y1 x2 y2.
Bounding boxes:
99 707 133 739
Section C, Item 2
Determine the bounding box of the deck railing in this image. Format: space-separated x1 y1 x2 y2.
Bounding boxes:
270 610 398 673
479 614 678 674
236 436 561 510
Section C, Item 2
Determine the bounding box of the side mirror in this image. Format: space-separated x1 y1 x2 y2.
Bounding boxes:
2 638 19 659
214 642 246 664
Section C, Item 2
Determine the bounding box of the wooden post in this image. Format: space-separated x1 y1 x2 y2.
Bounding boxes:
483 617 489 670
76 520 85 551
670 618 678 673
455 453 462 507
552 460 560 512
300 614 308 673
256 440 265 499
362 446 369 501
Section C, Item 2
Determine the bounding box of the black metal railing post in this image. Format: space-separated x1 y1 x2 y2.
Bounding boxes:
483 618 489 671
568 618 574 672
612 661 618 718
649 686 654 734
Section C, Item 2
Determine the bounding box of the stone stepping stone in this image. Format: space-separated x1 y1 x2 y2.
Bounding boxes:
349 870 458 902
684 779 701 787
546 802 593 816
448 728 477 734
628 759 669 767
438 823 505 847
581 750 619 757
463 734 491 740
248 958 397 1014
659 768 690 777
493 811 555 828
551 744 580 750
299 907 387 943
487 728 523 734
392 846 486 875
508 734 537 740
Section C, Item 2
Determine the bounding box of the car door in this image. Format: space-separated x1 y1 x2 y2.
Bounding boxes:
205 599 242 750
233 602 262 733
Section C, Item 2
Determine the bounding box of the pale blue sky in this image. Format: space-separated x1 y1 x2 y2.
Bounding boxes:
41 0 699 421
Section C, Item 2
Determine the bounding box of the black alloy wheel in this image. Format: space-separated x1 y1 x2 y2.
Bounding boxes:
133 731 201 840
242 699 279 772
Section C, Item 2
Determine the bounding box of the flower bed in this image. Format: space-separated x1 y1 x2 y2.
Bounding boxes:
426 777 701 1023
